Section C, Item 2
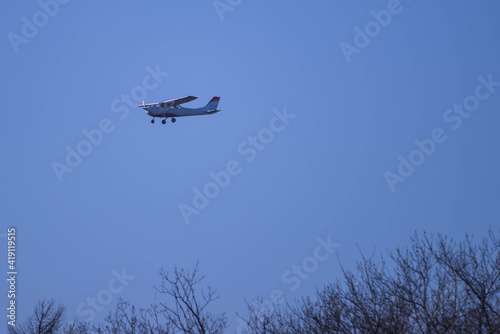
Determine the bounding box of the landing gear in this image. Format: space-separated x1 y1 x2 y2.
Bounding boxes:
151 118 155 124
171 118 176 123
162 119 166 124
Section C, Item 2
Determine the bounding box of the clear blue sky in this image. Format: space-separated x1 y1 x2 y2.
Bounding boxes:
2 0 500 331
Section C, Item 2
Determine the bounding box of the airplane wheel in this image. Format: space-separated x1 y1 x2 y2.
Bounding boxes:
171 118 176 123
151 119 155 124
162 119 166 124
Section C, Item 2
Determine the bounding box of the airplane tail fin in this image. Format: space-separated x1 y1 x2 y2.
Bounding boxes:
204 96 221 113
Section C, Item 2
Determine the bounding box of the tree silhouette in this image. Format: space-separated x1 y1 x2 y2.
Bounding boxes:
9 299 65 334
154 261 227 334
242 229 500 334
12 230 500 333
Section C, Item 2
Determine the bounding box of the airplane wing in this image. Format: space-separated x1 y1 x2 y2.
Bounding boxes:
138 102 160 108
162 96 198 106
138 96 198 108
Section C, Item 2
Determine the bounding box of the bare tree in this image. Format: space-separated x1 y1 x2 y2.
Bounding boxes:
138 302 172 334
244 229 500 334
431 230 500 333
62 321 91 334
9 299 66 334
154 262 227 334
93 299 140 334
88 299 172 334
14 264 223 334
13 230 500 334
240 298 283 334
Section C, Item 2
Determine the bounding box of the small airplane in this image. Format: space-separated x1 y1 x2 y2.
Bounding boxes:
138 96 221 124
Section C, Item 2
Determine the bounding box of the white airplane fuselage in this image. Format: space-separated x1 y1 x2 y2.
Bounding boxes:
145 105 218 118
